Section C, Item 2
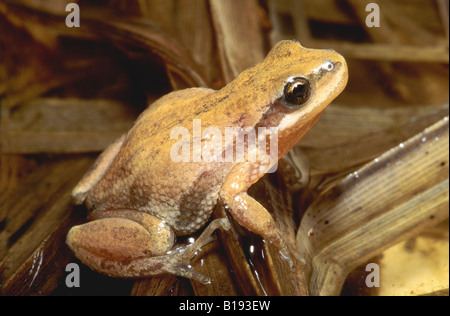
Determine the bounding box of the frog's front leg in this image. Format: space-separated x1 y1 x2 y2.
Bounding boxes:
66 210 229 283
219 167 299 266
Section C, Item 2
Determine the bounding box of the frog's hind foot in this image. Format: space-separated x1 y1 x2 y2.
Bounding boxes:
174 218 230 262
162 264 210 284
160 218 231 283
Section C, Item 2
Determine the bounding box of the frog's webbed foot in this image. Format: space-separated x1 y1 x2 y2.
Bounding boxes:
161 218 231 283
171 218 230 262
162 263 210 284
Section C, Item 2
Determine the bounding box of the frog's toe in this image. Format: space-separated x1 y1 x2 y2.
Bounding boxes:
278 247 294 269
218 217 231 230
266 231 304 270
163 264 210 284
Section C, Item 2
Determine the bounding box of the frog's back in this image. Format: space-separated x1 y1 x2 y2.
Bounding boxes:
85 88 233 235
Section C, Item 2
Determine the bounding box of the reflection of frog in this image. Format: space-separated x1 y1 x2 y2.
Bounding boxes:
66 40 348 283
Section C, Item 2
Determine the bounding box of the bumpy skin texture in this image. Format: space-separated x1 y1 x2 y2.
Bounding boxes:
84 87 231 235
67 40 348 281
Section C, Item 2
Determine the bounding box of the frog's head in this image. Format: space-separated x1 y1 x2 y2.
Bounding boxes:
229 40 348 157
265 40 347 110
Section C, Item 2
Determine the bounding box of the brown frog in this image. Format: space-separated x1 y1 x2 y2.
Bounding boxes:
66 40 348 283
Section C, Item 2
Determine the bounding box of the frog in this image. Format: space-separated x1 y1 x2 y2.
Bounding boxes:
66 40 348 283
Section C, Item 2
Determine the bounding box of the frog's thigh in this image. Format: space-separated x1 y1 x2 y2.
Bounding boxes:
66 211 175 278
72 134 126 204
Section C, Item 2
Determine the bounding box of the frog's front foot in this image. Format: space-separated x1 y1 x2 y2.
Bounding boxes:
273 233 304 270
66 210 230 283
220 188 302 269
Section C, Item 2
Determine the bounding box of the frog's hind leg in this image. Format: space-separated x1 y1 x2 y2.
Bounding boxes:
72 134 126 205
66 210 229 283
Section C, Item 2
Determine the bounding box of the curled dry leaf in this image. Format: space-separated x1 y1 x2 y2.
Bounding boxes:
297 116 449 296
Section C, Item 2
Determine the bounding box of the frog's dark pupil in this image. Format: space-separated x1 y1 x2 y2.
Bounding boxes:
292 82 306 98
284 78 311 106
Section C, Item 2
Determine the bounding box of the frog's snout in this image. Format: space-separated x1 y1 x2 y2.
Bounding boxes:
326 50 348 88
335 57 349 87
332 61 345 75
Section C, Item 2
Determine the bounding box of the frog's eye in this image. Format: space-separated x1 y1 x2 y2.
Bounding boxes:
282 77 311 108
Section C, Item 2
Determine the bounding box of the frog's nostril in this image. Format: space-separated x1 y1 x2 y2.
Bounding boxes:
324 61 334 71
